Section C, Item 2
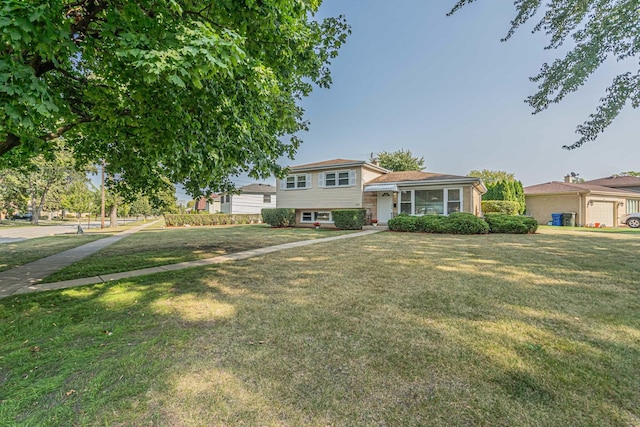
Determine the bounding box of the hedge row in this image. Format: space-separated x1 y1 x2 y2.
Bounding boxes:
388 213 537 234
484 213 538 234
261 208 296 227
164 214 262 227
332 209 366 230
481 200 520 215
389 213 489 234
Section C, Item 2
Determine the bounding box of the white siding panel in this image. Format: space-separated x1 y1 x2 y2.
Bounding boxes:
230 194 276 214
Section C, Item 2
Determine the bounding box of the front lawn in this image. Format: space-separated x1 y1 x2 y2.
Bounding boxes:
0 230 638 425
0 235 108 273
43 225 355 283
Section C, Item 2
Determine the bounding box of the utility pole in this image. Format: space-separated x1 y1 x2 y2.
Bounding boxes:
100 160 105 229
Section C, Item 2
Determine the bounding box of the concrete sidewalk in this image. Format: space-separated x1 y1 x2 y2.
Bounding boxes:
5 228 384 298
0 220 160 298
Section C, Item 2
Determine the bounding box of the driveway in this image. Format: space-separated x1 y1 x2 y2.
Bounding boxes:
0 224 80 244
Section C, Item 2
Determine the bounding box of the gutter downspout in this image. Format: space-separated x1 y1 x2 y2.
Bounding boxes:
578 192 583 227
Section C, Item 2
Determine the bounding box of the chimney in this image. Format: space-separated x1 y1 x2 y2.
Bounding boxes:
564 175 573 183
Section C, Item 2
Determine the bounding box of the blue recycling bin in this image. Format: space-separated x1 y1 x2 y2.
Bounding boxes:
551 213 562 226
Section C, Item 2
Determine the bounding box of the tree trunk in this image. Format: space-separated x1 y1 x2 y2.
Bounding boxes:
109 204 118 228
30 193 38 225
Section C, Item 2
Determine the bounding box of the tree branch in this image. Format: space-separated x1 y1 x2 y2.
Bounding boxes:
42 119 93 141
0 133 22 157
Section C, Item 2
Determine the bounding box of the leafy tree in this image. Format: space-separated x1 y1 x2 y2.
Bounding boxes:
468 169 516 187
374 149 425 172
130 196 153 221
61 181 95 224
0 1 349 197
0 169 28 217
20 142 77 223
615 171 640 177
483 179 526 215
448 1 640 149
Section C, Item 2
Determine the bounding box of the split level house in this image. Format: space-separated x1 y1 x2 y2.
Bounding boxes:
275 159 486 226
524 175 640 227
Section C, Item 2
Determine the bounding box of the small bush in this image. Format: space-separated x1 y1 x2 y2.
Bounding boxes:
446 212 489 234
414 215 449 233
482 200 520 215
332 209 366 230
261 208 295 227
164 214 262 227
388 215 418 232
484 214 538 234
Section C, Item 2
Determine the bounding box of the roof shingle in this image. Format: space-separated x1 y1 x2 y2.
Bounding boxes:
524 181 640 196
366 171 478 184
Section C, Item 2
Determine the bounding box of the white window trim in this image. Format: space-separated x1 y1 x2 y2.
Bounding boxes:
318 169 356 188
398 187 464 216
300 211 333 223
281 173 312 190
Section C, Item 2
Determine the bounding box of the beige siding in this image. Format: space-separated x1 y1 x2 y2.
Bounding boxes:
527 193 636 226
277 167 367 209
361 168 385 185
525 194 582 225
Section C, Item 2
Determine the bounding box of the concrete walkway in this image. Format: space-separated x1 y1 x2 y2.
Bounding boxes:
3 228 384 298
0 221 160 299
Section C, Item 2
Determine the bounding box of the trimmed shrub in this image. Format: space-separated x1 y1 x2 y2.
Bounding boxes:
164 213 262 227
332 209 366 230
484 214 538 234
414 215 449 233
388 214 417 232
445 212 489 234
482 200 520 215
390 213 488 234
261 208 295 227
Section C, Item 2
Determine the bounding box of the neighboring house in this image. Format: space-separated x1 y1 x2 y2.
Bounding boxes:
524 175 640 227
194 194 221 213
585 175 640 213
220 183 276 214
276 158 486 226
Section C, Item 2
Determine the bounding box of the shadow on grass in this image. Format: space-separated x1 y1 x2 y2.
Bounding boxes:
0 230 639 425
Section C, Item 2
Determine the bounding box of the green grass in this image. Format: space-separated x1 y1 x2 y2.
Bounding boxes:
43 225 355 283
1 229 638 425
0 235 108 272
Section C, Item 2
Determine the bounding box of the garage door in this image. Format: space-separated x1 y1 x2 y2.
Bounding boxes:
588 201 614 227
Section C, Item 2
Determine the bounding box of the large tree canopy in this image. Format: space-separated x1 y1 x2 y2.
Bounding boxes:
0 0 348 196
374 149 425 172
449 0 640 150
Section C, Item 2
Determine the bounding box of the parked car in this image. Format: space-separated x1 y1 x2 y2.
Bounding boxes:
11 212 32 220
620 212 640 228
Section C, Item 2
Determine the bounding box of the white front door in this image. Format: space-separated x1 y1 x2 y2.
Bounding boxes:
377 192 394 223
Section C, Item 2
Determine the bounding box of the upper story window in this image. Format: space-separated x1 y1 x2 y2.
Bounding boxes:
320 170 356 188
282 173 311 190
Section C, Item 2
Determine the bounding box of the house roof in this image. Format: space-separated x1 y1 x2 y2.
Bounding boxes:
194 197 207 210
584 175 640 188
239 183 276 194
524 181 640 197
289 158 389 173
365 171 486 193
366 170 475 184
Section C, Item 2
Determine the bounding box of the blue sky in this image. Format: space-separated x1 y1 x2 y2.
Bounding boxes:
296 0 637 181
180 0 637 200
